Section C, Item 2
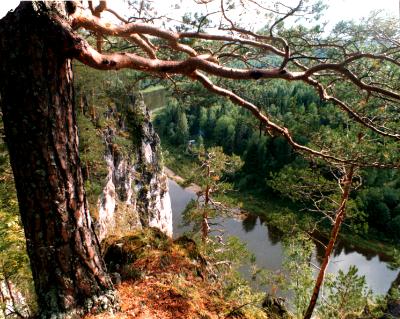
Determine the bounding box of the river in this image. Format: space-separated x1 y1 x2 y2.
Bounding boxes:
168 179 399 296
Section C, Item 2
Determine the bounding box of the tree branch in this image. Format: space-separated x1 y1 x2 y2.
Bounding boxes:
66 2 400 166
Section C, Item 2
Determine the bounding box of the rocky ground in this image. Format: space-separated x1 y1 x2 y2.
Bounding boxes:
85 228 256 319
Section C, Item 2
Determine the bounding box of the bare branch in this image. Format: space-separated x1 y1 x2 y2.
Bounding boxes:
269 0 303 36
66 2 400 166
104 7 128 24
304 77 400 140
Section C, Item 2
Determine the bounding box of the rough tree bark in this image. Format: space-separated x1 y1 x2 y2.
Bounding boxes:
0 2 117 317
0 0 398 317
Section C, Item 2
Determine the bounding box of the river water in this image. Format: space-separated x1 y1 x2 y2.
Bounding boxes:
168 179 399 296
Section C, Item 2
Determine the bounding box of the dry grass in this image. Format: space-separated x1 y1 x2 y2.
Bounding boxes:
86 230 246 319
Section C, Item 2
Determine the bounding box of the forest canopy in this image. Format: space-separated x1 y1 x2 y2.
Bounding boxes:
0 1 399 318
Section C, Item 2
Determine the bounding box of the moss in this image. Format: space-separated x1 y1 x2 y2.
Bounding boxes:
89 228 270 319
174 236 206 264
126 100 146 148
77 112 108 213
0 119 37 313
154 144 164 173
111 135 133 159
102 228 172 274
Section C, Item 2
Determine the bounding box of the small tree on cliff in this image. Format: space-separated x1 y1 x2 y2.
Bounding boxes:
190 146 242 242
0 0 399 318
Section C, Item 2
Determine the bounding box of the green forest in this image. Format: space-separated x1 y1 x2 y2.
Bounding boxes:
0 1 399 319
154 79 400 243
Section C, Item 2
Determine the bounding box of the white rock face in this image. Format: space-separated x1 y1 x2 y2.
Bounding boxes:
147 174 173 237
143 142 153 164
97 154 116 241
151 184 173 236
96 96 172 241
0 280 30 317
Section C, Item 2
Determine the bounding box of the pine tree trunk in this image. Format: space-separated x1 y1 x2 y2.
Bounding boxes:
303 165 355 319
0 2 117 317
202 164 211 243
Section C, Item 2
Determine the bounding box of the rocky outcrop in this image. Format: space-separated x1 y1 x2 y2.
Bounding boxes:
0 279 30 318
262 293 291 319
380 273 400 319
96 95 172 241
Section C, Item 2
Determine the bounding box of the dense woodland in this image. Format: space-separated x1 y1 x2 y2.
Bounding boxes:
154 79 400 243
0 1 399 319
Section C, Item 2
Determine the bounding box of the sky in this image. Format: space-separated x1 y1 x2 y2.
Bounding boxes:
0 0 398 27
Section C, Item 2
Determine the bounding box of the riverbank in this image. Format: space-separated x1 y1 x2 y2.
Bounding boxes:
162 144 399 261
168 175 399 301
164 167 201 193
215 190 398 261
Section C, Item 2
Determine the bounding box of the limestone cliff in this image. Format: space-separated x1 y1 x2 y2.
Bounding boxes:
79 94 172 241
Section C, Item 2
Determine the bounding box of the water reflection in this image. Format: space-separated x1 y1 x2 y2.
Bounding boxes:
312 231 394 263
168 179 399 295
265 224 285 245
242 214 257 232
169 179 196 237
